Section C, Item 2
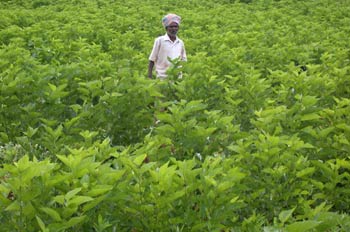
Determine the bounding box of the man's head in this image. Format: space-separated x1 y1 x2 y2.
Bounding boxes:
166 22 179 37
162 14 181 37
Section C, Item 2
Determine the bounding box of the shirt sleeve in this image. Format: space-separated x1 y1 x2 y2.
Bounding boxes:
181 42 187 61
149 38 160 62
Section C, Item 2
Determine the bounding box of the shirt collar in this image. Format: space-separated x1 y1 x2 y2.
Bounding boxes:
164 33 179 43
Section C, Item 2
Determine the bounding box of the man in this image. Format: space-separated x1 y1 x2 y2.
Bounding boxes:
148 13 187 79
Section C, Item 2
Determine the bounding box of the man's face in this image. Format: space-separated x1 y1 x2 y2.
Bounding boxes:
166 22 179 36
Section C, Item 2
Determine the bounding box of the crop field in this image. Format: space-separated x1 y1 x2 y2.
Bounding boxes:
1 0 350 231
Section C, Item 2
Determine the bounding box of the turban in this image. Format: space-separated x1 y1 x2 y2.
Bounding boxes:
162 14 181 28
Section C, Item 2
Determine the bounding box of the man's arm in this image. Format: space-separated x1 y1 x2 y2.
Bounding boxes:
181 41 187 61
148 60 154 79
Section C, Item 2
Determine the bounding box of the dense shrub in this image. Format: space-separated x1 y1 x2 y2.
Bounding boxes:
1 0 350 231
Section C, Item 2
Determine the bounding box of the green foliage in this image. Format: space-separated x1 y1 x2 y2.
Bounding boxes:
1 0 350 231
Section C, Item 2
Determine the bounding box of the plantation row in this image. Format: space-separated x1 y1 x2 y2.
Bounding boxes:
1 0 350 231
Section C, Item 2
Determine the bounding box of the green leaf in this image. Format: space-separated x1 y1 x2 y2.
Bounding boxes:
204 176 217 186
64 216 87 229
65 188 82 201
155 113 173 124
53 195 65 205
23 126 38 138
301 96 319 107
300 113 320 121
217 181 234 192
286 220 321 232
36 216 48 232
83 195 108 212
337 159 350 170
111 92 123 97
167 189 185 202
40 207 62 222
319 127 335 138
5 201 20 211
133 154 147 166
87 185 113 197
297 167 315 178
48 83 57 91
0 132 9 142
336 123 350 132
155 124 175 135
68 196 94 206
279 208 295 224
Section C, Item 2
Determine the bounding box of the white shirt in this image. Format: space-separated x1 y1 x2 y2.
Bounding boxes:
149 33 187 78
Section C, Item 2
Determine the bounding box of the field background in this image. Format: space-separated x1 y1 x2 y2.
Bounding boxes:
1 0 350 231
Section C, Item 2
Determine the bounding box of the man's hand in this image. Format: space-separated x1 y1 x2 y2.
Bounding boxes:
148 61 154 79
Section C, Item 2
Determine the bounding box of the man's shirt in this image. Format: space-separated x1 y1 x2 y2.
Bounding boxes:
149 33 187 78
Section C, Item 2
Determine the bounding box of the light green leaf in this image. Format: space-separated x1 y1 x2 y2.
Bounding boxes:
279 208 295 224
53 195 65 205
301 96 318 107
286 220 321 232
319 127 335 138
65 188 82 201
5 201 20 211
56 155 71 167
68 196 94 206
83 195 108 212
217 181 234 192
87 185 113 197
204 176 217 186
36 216 48 232
40 207 62 222
133 154 147 166
300 113 320 121
48 83 57 91
336 123 350 132
297 167 315 178
64 216 87 229
337 159 350 170
167 190 185 202
111 92 123 97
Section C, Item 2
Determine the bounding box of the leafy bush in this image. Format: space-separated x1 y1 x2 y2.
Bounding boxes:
1 0 350 231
